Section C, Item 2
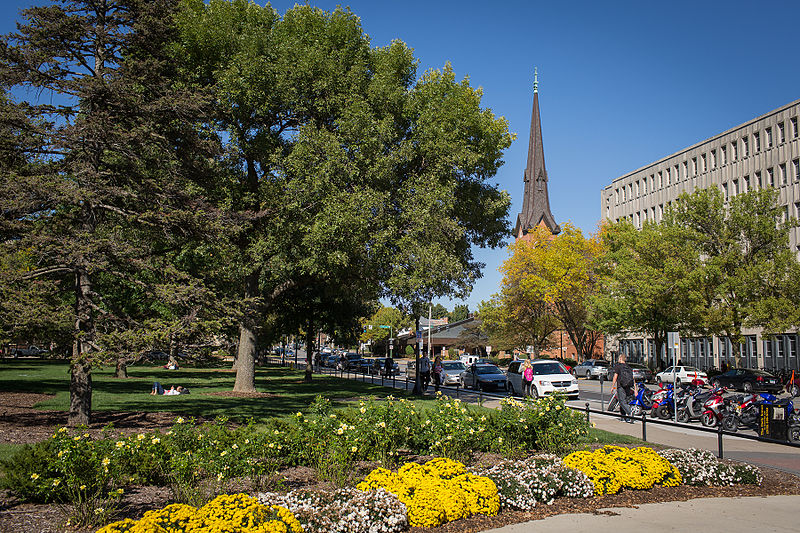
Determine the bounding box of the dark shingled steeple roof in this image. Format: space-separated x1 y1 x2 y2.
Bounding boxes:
514 69 560 237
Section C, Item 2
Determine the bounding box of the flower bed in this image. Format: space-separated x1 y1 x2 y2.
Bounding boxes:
473 455 594 509
97 493 303 532
1 394 586 514
259 487 407 533
356 458 500 528
563 446 682 495
658 448 763 486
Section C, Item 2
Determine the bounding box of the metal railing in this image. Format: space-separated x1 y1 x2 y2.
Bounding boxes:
262 356 800 457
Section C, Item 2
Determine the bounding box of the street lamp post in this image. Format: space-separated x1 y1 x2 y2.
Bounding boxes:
378 325 393 357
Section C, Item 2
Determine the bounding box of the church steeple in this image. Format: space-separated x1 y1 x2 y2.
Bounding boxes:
514 68 560 238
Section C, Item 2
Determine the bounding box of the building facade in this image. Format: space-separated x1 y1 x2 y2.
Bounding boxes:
600 98 800 372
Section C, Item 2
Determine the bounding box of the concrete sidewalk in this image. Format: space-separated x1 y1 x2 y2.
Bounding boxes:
485 495 800 532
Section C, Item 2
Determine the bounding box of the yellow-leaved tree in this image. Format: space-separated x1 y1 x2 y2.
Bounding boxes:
484 222 602 358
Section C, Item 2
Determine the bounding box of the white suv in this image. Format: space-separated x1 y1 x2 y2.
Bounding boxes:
507 359 579 399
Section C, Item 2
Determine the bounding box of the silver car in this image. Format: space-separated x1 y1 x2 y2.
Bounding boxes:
439 361 466 385
572 359 610 380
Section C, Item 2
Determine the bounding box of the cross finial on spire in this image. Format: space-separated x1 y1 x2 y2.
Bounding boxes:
533 66 538 94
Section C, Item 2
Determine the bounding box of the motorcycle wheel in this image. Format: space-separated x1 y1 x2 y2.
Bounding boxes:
655 405 671 419
677 409 690 423
701 412 716 427
722 415 738 432
631 405 642 417
791 384 800 397
789 425 800 443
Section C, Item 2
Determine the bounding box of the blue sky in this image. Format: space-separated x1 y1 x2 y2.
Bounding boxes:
4 0 800 312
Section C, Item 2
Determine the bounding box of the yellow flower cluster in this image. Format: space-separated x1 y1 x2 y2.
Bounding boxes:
356 458 500 528
563 446 682 495
97 494 303 533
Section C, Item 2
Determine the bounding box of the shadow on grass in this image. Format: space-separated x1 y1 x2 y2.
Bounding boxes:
0 360 419 422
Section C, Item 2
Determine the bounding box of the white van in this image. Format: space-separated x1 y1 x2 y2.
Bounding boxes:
459 354 481 366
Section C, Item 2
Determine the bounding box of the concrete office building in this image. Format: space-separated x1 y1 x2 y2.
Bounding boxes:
600 98 800 372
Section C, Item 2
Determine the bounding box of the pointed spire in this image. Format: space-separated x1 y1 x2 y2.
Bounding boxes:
514 69 559 238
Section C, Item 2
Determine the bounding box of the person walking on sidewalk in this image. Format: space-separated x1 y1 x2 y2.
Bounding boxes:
419 353 432 392
611 353 635 423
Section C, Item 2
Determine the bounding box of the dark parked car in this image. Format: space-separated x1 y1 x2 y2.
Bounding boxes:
462 363 508 392
629 363 654 383
342 352 363 370
354 358 373 374
371 357 400 376
711 368 783 393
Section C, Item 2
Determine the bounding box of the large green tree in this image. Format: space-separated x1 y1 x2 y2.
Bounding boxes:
0 0 218 424
591 219 704 365
665 187 800 366
177 1 513 392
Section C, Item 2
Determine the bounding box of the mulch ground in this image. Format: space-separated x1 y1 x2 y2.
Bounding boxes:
2 391 800 533
0 392 202 445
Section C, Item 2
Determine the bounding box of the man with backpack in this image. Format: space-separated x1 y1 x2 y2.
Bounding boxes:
610 353 635 423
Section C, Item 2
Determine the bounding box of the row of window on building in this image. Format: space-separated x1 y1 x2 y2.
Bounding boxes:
612 116 799 206
608 158 800 227
619 334 800 373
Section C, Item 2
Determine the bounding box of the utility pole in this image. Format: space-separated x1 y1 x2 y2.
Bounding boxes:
428 303 432 358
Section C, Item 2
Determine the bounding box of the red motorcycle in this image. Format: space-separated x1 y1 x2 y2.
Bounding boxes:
701 386 738 431
649 382 671 417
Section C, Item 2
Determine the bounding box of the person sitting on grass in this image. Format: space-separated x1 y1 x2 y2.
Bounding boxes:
150 382 189 395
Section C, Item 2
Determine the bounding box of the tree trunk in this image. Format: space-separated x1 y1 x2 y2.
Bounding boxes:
304 324 314 383
233 323 257 392
69 361 92 426
69 269 93 427
654 332 666 370
169 336 179 365
233 273 259 392
730 335 742 369
114 358 128 378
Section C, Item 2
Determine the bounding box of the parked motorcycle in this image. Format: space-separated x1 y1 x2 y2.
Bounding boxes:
629 383 656 416
701 386 738 431
650 383 671 418
676 383 714 423
654 384 678 419
732 392 776 428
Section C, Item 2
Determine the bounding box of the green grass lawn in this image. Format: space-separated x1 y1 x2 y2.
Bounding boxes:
0 359 425 422
583 427 646 446
1 359 646 452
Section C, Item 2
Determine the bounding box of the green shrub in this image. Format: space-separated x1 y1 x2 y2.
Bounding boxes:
414 395 485 462
1 440 60 502
487 395 588 455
